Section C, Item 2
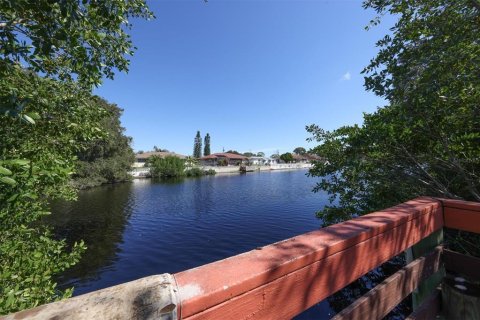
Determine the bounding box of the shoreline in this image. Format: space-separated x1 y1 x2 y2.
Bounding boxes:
130 163 313 179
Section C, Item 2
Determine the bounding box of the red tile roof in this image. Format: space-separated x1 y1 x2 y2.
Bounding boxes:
200 153 248 160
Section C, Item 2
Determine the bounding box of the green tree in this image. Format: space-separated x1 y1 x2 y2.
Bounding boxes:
0 68 96 315
193 131 202 158
280 152 294 163
204 133 211 156
256 152 265 157
148 155 185 178
153 146 168 152
293 147 306 155
243 152 255 157
308 0 480 227
308 2 480 314
73 97 135 189
0 0 153 87
0 0 152 314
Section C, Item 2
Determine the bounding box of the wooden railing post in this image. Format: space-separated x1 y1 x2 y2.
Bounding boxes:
406 228 444 310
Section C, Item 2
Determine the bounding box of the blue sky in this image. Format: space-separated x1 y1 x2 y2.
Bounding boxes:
94 0 395 156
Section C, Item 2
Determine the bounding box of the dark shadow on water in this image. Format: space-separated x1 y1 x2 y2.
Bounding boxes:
45 183 135 289
150 176 186 185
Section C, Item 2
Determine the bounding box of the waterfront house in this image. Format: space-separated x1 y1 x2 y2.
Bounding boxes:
247 156 267 165
200 153 248 166
265 157 279 165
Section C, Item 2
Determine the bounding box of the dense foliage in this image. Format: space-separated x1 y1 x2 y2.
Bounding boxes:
153 146 169 152
73 97 135 189
280 152 294 163
308 1 480 315
308 0 480 227
293 147 306 155
0 67 95 314
0 0 153 87
148 156 186 178
193 131 202 158
204 133 211 156
0 0 152 314
185 167 216 177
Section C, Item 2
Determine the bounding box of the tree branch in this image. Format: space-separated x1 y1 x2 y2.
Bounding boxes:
398 144 458 199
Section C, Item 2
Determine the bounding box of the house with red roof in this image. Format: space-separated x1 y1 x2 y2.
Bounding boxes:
200 153 248 166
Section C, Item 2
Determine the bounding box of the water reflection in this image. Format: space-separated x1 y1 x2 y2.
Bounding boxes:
46 183 135 288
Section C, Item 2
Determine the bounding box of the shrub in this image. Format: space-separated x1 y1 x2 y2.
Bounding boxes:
185 167 204 177
148 156 185 178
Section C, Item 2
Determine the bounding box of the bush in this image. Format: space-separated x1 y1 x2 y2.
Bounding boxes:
185 168 217 177
185 167 204 177
205 169 216 175
148 156 185 178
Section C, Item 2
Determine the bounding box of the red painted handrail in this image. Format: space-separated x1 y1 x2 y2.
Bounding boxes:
174 197 443 319
442 198 480 234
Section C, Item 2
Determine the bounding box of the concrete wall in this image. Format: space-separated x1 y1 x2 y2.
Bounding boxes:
130 163 313 178
200 163 313 174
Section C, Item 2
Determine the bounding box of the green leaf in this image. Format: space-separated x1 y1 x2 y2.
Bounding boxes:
0 177 17 185
27 112 41 120
11 159 29 166
22 114 36 124
0 166 12 175
7 194 19 202
21 193 38 200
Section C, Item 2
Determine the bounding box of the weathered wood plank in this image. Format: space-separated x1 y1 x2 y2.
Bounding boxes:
406 229 444 309
0 274 178 320
443 249 480 281
332 247 442 320
405 289 441 320
176 198 443 320
442 199 480 234
443 276 480 320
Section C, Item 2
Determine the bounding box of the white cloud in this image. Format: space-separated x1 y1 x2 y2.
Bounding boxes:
341 72 351 81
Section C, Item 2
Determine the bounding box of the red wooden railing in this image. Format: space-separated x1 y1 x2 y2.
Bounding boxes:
3 197 480 320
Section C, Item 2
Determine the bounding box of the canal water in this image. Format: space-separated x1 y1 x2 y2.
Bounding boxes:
48 169 334 319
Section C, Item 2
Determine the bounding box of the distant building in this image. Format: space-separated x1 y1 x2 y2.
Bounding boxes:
265 157 279 165
200 153 248 166
247 156 267 165
246 157 280 165
132 151 186 168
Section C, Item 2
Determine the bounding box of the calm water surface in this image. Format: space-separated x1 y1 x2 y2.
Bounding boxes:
48 169 334 319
